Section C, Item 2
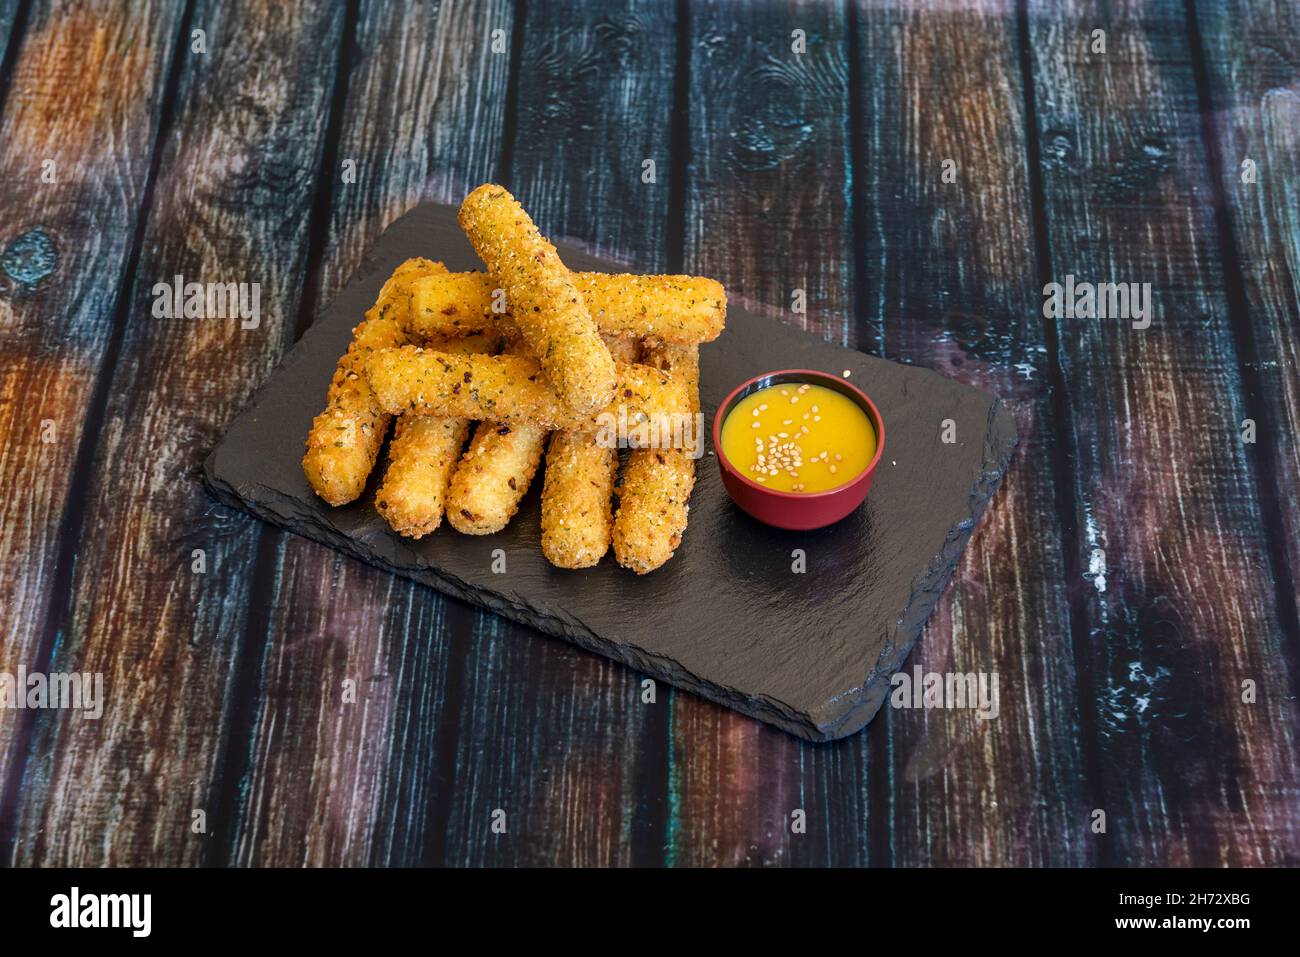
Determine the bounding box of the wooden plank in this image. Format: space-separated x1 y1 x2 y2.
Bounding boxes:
670 0 857 866
8 0 346 866
1193 0 1300 680
0 0 185 836
1026 0 1300 864
853 0 1087 865
0 0 23 76
224 0 518 867
430 0 680 867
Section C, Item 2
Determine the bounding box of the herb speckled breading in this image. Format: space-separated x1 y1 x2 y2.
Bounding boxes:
302 258 446 506
613 344 701 574
364 346 689 432
458 184 617 416
410 271 725 345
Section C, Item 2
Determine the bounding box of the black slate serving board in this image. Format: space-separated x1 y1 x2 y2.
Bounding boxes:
204 203 1018 741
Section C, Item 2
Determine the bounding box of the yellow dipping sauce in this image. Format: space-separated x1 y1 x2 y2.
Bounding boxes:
720 382 876 493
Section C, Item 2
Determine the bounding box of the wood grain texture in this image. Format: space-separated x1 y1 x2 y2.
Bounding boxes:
225 0 518 867
1026 0 1300 864
853 0 1087 866
671 0 856 866
0 0 184 820
8 0 346 866
0 0 22 72
1194 0 1300 678
432 0 680 867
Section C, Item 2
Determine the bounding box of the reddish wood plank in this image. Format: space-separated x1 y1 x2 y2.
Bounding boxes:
854 0 1087 866
226 0 517 866
0 0 185 825
8 0 345 866
1027 0 1300 864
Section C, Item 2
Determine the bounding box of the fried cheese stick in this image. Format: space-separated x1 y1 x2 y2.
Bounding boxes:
302 258 447 506
458 184 617 416
364 346 689 432
613 343 701 574
374 333 498 538
410 271 726 345
539 337 639 567
445 338 549 536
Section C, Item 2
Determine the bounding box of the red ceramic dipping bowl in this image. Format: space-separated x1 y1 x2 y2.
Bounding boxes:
712 370 885 531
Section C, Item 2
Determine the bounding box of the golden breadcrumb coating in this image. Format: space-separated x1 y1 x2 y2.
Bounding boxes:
410 271 726 345
302 258 447 505
364 346 689 432
458 184 616 416
541 432 619 568
613 344 701 574
373 333 496 537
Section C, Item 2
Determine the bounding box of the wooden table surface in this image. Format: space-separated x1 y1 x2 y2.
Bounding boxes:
1 0 1297 867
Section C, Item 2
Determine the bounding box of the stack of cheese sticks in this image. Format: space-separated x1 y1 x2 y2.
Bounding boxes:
302 184 725 573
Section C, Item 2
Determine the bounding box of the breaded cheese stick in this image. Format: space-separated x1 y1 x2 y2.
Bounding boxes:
374 334 497 538
613 344 701 574
410 271 726 345
302 258 447 505
540 432 618 568
364 346 689 432
458 184 617 416
445 420 548 535
445 338 549 535
539 337 639 567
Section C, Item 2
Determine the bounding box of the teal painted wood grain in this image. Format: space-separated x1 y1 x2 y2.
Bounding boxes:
0 0 187 857
225 0 518 867
1025 0 1300 864
852 0 1088 866
7 0 347 867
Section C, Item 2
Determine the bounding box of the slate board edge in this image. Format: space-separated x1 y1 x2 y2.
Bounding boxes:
202 393 1019 743
811 397 1020 737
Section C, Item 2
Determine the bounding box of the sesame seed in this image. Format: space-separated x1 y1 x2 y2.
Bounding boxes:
812 404 819 413
834 453 842 461
814 415 822 422
752 408 759 416
791 397 799 404
829 464 837 474
783 419 792 425
759 403 768 411
751 421 760 428
842 370 851 377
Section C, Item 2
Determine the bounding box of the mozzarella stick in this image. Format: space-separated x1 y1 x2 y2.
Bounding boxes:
365 346 689 432
613 344 701 574
410 271 726 345
540 432 618 568
458 184 616 416
445 338 549 536
374 334 497 538
302 258 447 505
539 337 639 567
